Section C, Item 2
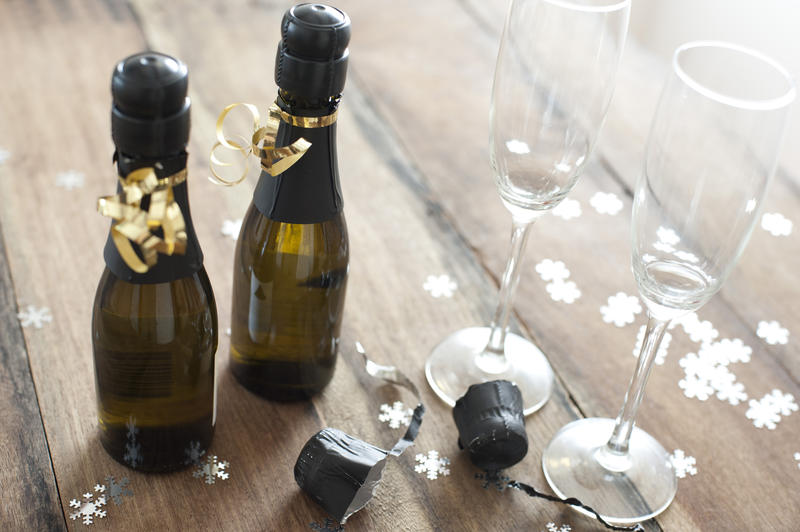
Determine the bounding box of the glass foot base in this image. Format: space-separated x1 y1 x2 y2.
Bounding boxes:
542 418 677 524
424 327 554 415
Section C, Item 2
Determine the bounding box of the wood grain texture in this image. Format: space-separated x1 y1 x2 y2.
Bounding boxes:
0 228 65 529
0 0 798 530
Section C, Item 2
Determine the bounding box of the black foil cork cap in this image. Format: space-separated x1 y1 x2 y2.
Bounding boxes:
453 380 529 471
111 52 191 157
275 3 351 98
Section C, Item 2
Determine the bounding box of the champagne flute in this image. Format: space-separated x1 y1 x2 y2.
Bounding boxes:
425 0 631 414
542 41 796 523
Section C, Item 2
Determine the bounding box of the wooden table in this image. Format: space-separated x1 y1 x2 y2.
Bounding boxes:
2 1 798 530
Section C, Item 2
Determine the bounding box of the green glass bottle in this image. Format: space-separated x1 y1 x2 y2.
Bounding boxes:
92 52 217 472
229 4 351 400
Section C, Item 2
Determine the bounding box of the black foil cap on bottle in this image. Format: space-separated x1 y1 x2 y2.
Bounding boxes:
275 3 351 98
111 52 190 157
453 380 528 471
294 428 388 523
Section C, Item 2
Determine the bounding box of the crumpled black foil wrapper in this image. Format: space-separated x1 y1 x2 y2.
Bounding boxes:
453 380 528 471
294 428 388 523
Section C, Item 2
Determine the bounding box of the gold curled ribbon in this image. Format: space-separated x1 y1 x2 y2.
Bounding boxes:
209 101 337 186
97 167 188 274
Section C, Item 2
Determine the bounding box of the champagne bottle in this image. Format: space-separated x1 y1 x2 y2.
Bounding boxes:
230 4 351 400
92 52 217 472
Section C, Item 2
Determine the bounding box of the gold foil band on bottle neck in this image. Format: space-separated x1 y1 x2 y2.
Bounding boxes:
97 167 188 274
209 100 336 187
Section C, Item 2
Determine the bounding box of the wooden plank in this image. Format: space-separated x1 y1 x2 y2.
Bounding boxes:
323 1 800 530
0 227 65 528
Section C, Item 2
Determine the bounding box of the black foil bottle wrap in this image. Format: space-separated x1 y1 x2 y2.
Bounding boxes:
229 3 351 400
91 52 218 472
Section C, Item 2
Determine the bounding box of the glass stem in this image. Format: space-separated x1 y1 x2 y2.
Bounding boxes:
599 313 669 470
476 215 535 373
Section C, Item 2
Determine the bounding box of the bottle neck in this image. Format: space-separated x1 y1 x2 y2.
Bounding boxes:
103 150 205 284
252 91 343 224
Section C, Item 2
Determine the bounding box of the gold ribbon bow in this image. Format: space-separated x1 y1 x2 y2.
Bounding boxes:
209 101 337 186
97 167 188 274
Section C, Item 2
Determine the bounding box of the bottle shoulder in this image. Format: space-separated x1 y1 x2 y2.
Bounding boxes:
93 266 217 319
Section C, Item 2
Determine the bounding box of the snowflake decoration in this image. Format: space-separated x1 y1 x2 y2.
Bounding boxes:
746 396 782 430
310 518 344 532
0 147 10 164
673 250 699 263
414 450 450 480
69 485 107 525
123 415 143 468
632 325 672 365
669 449 697 479
55 170 86 190
475 471 510 491
221 218 242 241
423 274 457 298
193 454 230 484
545 523 572 532
761 212 792 236
16 305 52 329
765 389 798 416
600 292 642 327
683 318 718 344
715 380 748 406
551 198 581 220
535 259 570 282
657 226 680 246
104 476 132 506
701 338 752 366
378 401 413 429
653 241 675 253
545 280 581 304
757 320 789 345
184 440 206 466
679 352 718 380
794 452 800 469
506 139 530 155
589 191 623 215
678 374 714 401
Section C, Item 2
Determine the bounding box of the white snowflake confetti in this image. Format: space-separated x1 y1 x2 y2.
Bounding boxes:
669 449 697 479
414 450 450 480
715 380 748 406
104 476 132 506
600 292 642 327
535 259 570 282
761 212 792 236
0 148 10 164
423 274 457 298
16 305 52 329
701 338 752 366
794 452 800 469
551 198 581 220
221 218 242 241
378 401 413 429
653 241 675 253
506 139 530 155
69 485 107 525
757 320 789 345
765 389 798 416
55 170 86 190
632 325 671 365
184 441 206 466
684 319 718 344
193 455 230 484
673 250 699 263
545 523 572 532
746 396 782 430
657 226 680 246
678 374 714 401
545 280 581 304
589 191 623 215
123 416 143 468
